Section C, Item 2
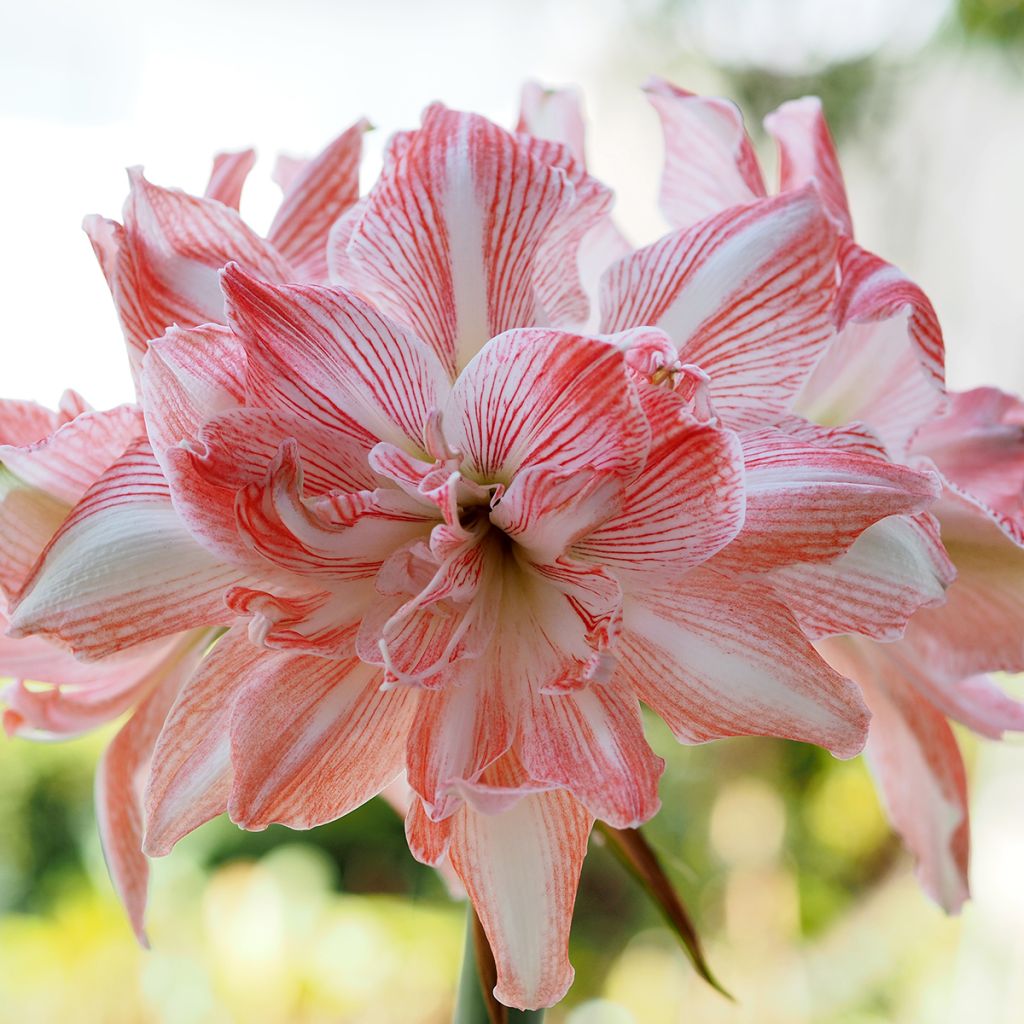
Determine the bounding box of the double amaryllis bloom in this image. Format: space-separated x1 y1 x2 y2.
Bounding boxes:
2 81 1021 1010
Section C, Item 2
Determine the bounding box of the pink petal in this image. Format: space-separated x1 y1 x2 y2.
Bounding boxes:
600 188 837 430
227 581 375 658
763 97 852 234
900 490 1024 679
266 120 368 283
519 680 664 828
8 442 241 658
0 396 73 447
348 105 573 374
914 387 1024 543
204 149 257 211
0 627 162 689
406 665 519 821
899 667 1024 740
445 328 648 481
325 197 373 292
145 323 389 565
228 655 415 829
365 529 496 688
823 639 969 911
713 427 941 573
517 554 624 688
517 81 587 162
620 568 869 757
142 323 248 459
405 795 453 865
143 626 262 856
767 512 955 641
191 406 378 496
518 134 613 329
221 262 450 449
447 784 592 1010
490 465 625 565
796 240 946 456
644 77 766 231
85 170 293 382
95 630 209 942
0 632 175 738
234 441 430 580
575 386 745 578
272 153 307 194
81 214 153 382
0 403 143 506
0 472 68 605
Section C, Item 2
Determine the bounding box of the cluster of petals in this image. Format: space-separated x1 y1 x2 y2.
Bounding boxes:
642 77 1024 911
1 79 1020 1010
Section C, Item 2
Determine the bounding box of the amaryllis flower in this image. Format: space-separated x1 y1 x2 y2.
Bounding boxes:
84 120 367 387
0 394 213 941
643 77 1024 910
3 98 949 1010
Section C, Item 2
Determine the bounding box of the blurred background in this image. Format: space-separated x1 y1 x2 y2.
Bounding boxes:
2 0 1024 1021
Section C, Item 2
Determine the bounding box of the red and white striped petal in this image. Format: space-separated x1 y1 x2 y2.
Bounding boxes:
519 135 613 329
0 394 84 448
914 387 1024 544
900 490 1024 679
855 634 1024 740
204 149 256 211
82 214 153 383
8 442 241 658
0 633 173 739
644 78 766 231
620 568 869 757
142 323 248 457
446 785 592 1010
85 171 293 382
575 387 744 579
234 441 430 580
228 655 415 829
142 626 262 856
446 328 648 482
768 513 955 641
191 406 377 496
796 240 945 456
348 105 573 375
0 404 143 506
823 638 970 911
95 630 209 943
517 556 625 690
0 470 69 605
519 680 664 828
227 580 374 659
491 465 624 566
600 188 837 430
222 263 450 449
894 663 1024 739
713 428 941 573
517 82 587 162
266 120 368 283
407 673 520 821
764 97 852 235
365 530 497 688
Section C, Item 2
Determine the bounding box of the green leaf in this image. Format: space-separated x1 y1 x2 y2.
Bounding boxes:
596 822 734 1001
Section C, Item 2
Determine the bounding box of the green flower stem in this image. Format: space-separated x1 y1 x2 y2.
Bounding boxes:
453 905 545 1024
